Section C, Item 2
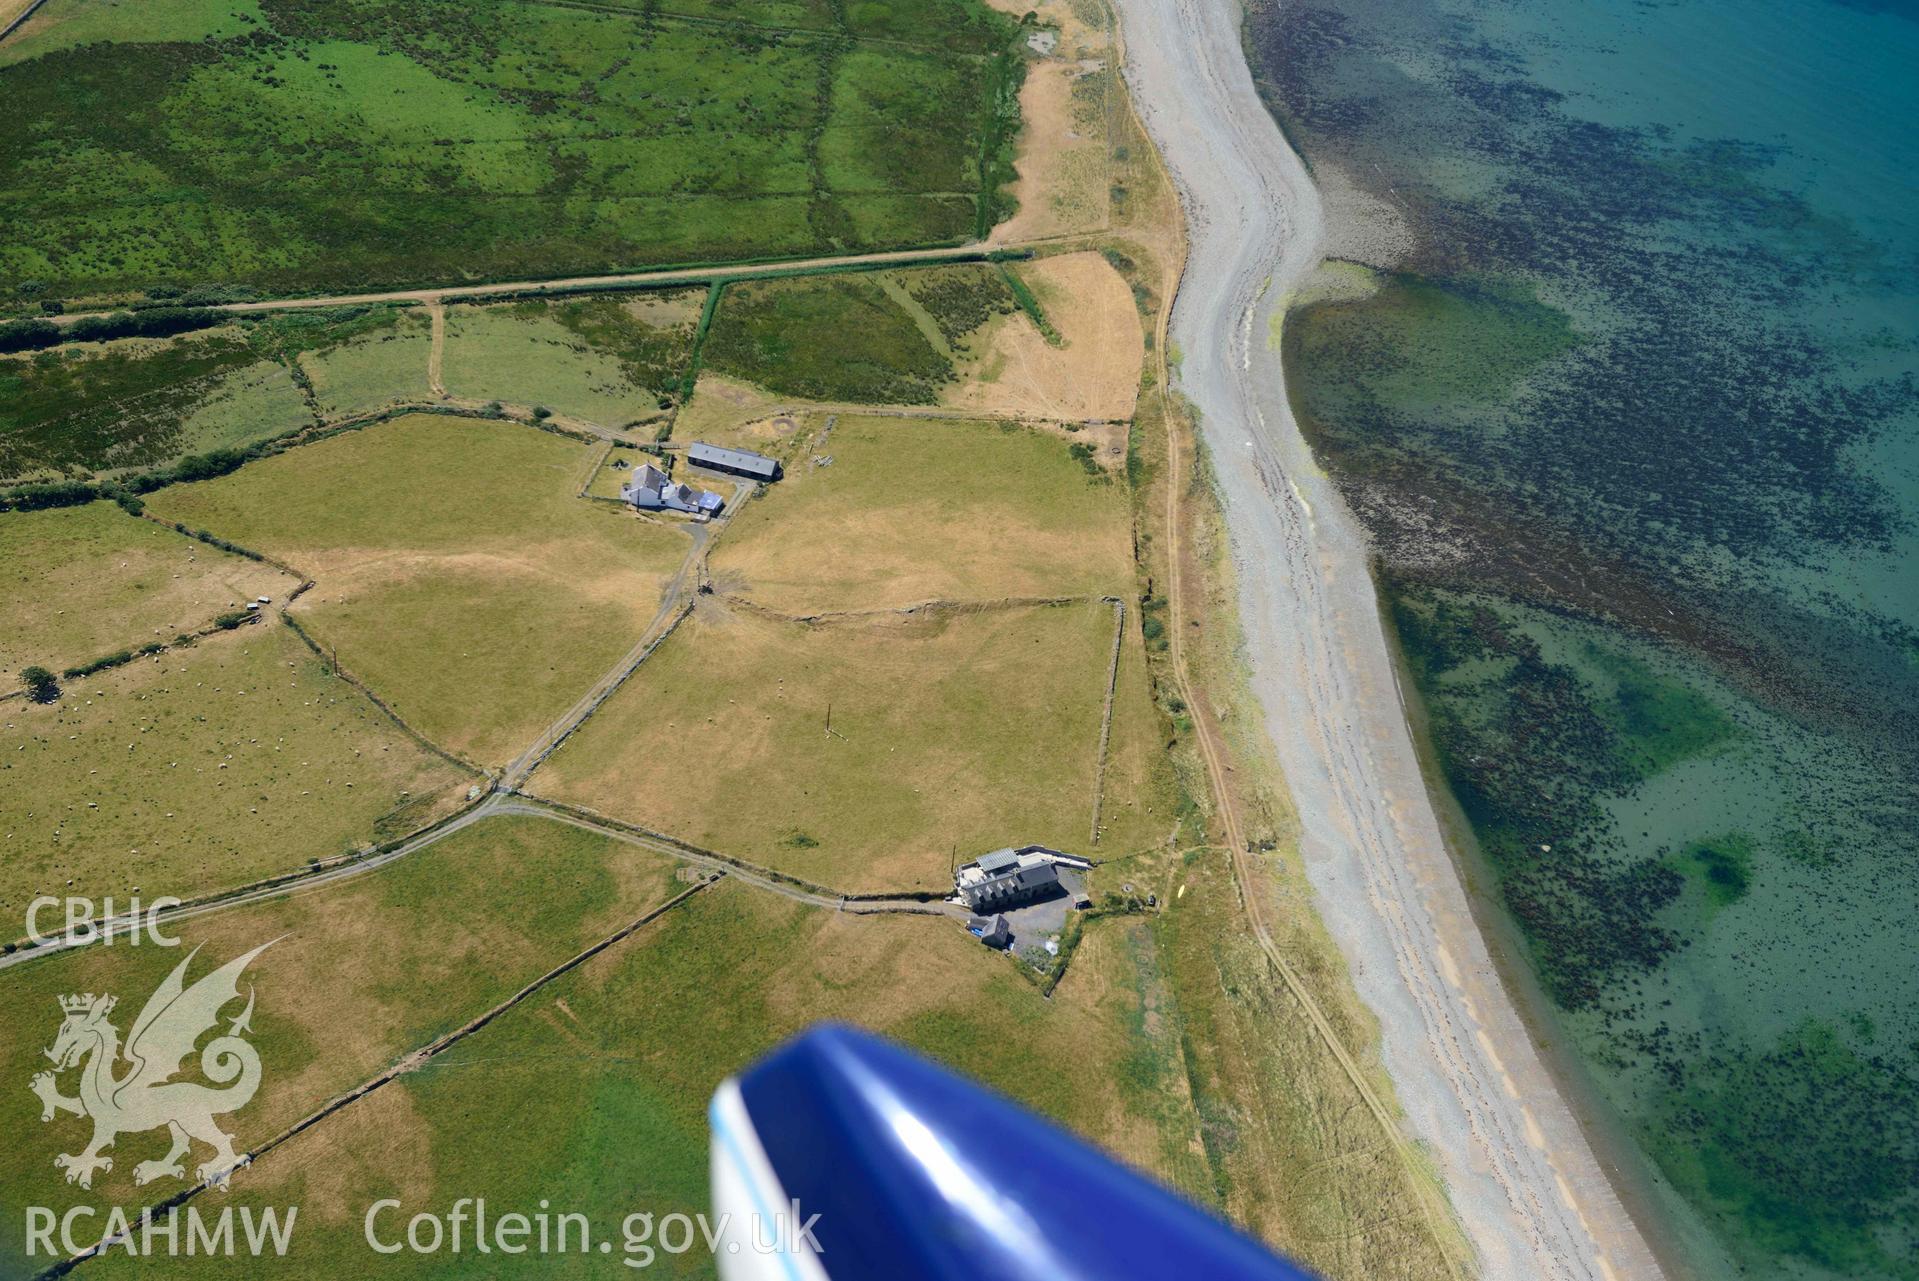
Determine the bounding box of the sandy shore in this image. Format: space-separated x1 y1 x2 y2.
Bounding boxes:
1110 0 1667 1277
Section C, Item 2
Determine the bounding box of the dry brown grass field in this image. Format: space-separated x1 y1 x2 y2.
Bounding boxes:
0 621 470 924
1153 848 1464 1281
670 373 795 451
0 814 687 1272
986 0 1117 243
994 56 1113 242
0 0 37 35
534 598 1143 893
147 415 689 766
73 879 1221 1280
708 413 1134 613
946 252 1146 422
0 500 295 675
1099 613 1178 853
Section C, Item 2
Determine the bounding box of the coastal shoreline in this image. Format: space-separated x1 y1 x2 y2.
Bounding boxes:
1109 0 1667 1276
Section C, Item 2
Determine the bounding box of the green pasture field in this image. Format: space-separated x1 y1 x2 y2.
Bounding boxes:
697 273 955 403
0 500 295 675
1 0 1017 303
440 294 702 426
0 814 688 1275
0 0 266 67
567 0 1015 48
709 414 1134 612
147 414 690 766
0 328 312 483
295 309 432 420
535 598 1139 893
78 877 1211 1279
1051 913 1215 1197
0 620 471 918
243 304 408 366
171 355 312 453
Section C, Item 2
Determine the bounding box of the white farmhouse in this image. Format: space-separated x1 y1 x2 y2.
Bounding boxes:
621 462 724 518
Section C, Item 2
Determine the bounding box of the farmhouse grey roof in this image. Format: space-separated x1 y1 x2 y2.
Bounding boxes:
622 462 721 516
686 442 781 481
954 848 1062 911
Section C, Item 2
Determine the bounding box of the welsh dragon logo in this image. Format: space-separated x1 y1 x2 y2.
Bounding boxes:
30 941 275 1191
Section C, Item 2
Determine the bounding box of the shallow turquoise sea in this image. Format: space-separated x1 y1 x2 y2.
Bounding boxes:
1247 0 1919 1276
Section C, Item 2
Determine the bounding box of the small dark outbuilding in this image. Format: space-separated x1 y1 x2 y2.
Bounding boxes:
967 914 1011 949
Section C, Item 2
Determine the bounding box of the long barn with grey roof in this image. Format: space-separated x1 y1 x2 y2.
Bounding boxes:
686 442 782 482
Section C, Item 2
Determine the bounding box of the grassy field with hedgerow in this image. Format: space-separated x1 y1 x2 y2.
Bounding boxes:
147 414 690 767
440 292 704 425
0 4 1477 1277
0 620 472 916
62 877 1212 1281
0 0 1025 306
0 814 688 1276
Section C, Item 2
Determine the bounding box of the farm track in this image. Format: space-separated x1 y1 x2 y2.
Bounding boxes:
496 479 755 791
46 240 1094 326
492 797 969 918
708 589 1103 627
660 402 1133 431
425 302 447 397
29 786 975 1277
2 467 970 977
0 0 47 43
0 784 966 979
1088 596 1126 846
6 386 1035 977
0 794 505 974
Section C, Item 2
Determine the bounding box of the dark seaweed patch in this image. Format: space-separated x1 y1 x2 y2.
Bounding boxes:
1651 1020 1919 1276
1677 835 1753 908
1390 582 1686 1010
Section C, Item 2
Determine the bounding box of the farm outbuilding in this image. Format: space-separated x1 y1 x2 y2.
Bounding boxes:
686 442 782 482
967 914 1011 949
